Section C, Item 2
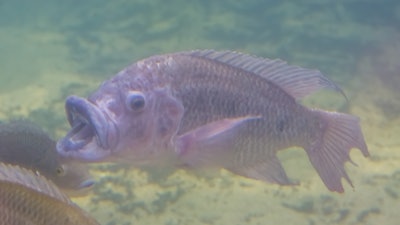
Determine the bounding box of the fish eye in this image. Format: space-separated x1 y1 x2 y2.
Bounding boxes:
56 166 66 176
126 91 146 112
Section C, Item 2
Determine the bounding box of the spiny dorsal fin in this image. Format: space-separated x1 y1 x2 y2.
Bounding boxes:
184 50 346 100
0 162 71 203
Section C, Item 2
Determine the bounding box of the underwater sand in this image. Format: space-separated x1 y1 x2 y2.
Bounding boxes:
0 1 399 225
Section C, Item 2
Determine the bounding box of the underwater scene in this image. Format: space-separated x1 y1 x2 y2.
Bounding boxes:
0 0 399 224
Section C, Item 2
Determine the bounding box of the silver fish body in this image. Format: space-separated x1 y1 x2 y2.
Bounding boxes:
57 50 369 192
0 162 99 225
0 120 94 195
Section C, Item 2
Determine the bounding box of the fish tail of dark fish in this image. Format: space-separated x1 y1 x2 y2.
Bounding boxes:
305 109 369 193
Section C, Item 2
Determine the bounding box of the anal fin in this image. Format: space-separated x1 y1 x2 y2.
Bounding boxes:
228 156 296 186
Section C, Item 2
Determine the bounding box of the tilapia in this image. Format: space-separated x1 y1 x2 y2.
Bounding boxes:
57 50 369 192
0 162 100 224
0 120 94 195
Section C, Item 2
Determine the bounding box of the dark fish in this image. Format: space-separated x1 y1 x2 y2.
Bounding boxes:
57 50 369 192
0 162 100 224
0 120 94 195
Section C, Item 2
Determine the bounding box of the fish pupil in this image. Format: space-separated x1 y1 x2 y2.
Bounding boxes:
132 97 144 108
129 95 145 111
56 166 65 176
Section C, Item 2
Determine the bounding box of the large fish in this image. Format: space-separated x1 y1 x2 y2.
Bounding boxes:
0 120 94 195
57 50 369 192
0 162 100 224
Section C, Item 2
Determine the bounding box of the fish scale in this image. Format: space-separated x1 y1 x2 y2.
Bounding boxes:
0 163 99 225
168 55 310 155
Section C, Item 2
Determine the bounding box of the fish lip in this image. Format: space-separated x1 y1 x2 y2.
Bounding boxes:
57 96 118 154
78 179 95 189
63 179 96 197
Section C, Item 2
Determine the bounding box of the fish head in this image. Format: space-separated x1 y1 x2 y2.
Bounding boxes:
50 160 95 196
57 65 184 164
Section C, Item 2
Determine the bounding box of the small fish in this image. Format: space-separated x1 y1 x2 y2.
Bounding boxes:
0 120 94 195
0 162 100 225
57 50 369 192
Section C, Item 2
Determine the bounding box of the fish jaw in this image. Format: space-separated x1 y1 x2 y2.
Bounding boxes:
62 178 95 197
56 95 119 162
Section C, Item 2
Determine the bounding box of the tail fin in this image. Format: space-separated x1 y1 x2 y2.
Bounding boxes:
305 110 369 193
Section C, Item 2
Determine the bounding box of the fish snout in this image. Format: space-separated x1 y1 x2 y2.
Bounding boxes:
57 96 118 157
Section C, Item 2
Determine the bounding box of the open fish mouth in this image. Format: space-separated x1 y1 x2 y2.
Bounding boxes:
57 96 118 159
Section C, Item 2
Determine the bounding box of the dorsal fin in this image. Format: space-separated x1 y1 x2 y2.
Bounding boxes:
184 50 346 100
0 162 71 203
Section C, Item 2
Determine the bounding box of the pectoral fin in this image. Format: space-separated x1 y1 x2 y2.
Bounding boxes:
176 115 260 168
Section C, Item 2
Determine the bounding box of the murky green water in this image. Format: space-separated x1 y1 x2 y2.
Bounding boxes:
0 1 399 224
